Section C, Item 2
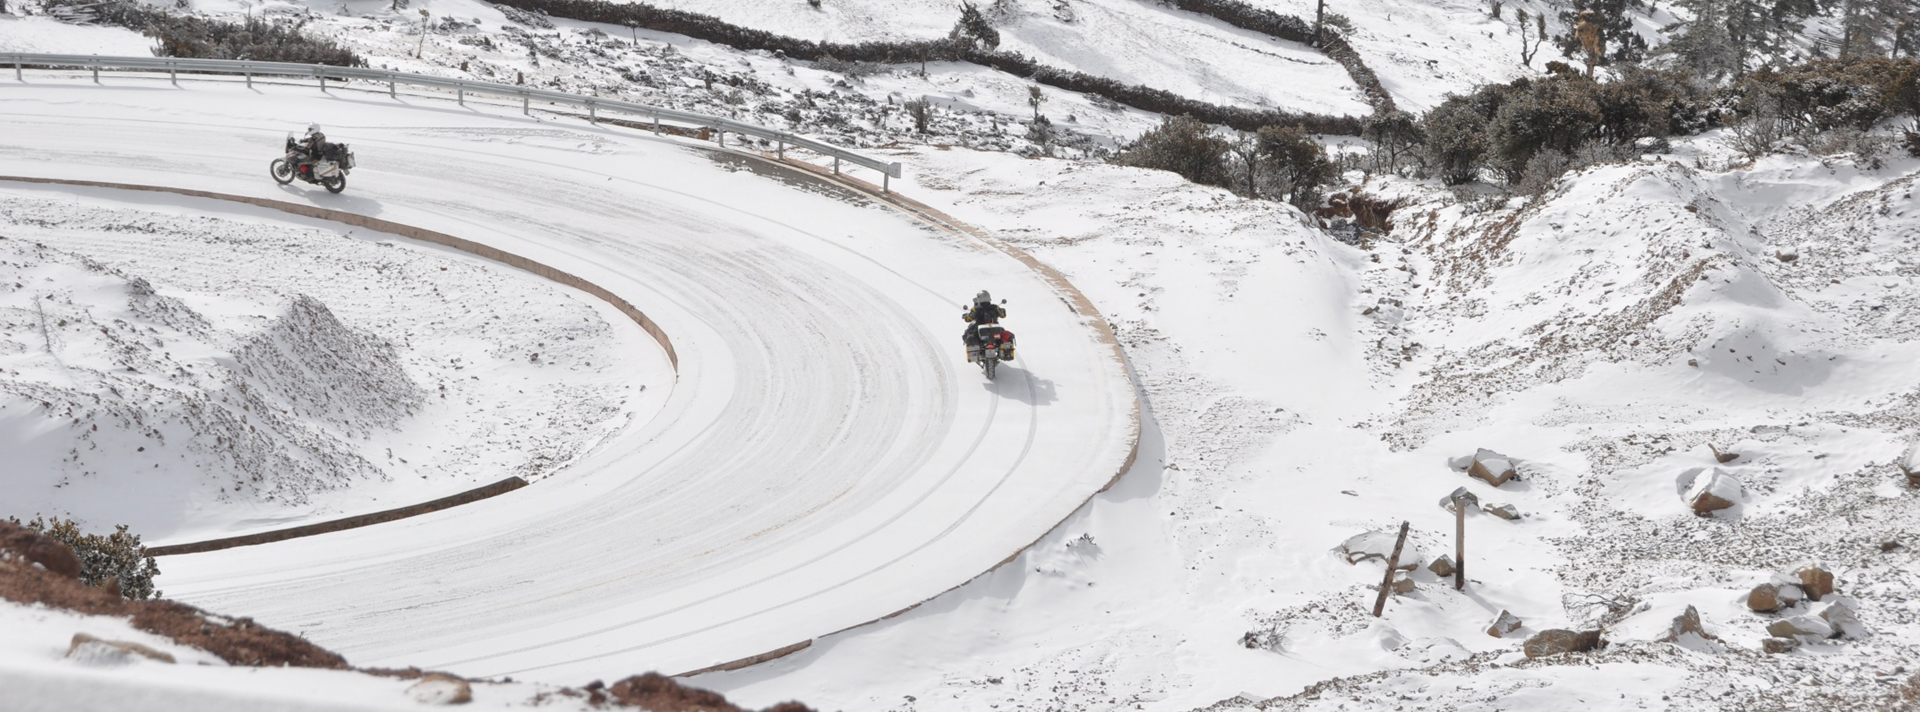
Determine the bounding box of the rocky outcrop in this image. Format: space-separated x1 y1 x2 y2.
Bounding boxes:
1439 487 1479 513
1485 503 1521 521
1428 555 1456 578
1522 629 1603 658
1761 637 1799 654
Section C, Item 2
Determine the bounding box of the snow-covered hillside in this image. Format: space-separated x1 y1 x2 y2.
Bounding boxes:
690 138 1920 711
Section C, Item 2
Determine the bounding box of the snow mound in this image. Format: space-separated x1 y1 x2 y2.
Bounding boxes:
0 239 409 517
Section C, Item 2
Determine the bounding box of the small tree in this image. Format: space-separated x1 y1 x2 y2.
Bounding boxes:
1114 115 1233 188
1518 9 1547 67
1575 10 1603 77
1027 85 1046 122
951 1 999 50
15 516 161 600
1257 125 1335 209
1363 110 1424 174
905 98 933 134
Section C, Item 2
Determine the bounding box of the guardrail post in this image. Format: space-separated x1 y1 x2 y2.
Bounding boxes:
389 79 396 98
14 61 20 82
777 140 784 160
833 156 840 175
589 100 596 123
318 68 327 92
169 62 177 87
523 96 529 115
718 131 724 148
245 70 252 88
92 64 99 84
457 88 464 105
883 172 890 194
652 113 660 135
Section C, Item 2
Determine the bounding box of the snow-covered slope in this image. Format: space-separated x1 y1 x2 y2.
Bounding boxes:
689 141 1920 711
0 187 659 542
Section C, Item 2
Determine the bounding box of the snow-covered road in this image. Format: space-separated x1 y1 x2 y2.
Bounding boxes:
0 74 1134 680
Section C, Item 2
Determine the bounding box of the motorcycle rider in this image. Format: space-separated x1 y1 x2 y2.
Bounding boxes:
962 290 1009 361
298 124 329 176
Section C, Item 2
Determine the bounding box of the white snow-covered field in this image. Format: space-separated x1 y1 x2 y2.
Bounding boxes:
0 70 1133 693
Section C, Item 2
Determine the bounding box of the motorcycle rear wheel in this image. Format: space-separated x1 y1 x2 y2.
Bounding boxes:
270 158 294 185
983 356 997 379
321 173 347 194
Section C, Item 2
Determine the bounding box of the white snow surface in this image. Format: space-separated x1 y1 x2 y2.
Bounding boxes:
0 14 154 55
1 74 1134 688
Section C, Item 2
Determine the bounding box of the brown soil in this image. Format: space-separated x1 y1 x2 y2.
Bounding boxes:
0 520 346 669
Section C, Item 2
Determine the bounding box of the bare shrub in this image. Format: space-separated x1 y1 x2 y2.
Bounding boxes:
11 516 160 600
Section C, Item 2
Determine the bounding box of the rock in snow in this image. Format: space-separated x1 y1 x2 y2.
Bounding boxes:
1761 637 1800 654
1486 610 1523 638
406 673 473 705
1522 629 1603 658
65 633 176 665
1485 503 1521 520
1661 605 1717 643
1338 530 1421 570
1818 601 1869 640
1679 467 1743 516
1466 449 1517 487
1428 555 1456 578
1765 615 1833 643
1747 581 1806 613
1796 564 1836 601
1438 486 1479 513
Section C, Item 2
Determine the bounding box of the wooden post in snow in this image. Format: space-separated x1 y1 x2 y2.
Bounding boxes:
1371 521 1410 617
1454 494 1467 590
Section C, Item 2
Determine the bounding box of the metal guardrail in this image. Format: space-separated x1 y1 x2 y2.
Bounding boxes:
2 53 904 188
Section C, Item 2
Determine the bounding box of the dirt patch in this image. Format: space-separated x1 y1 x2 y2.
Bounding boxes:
0 520 347 669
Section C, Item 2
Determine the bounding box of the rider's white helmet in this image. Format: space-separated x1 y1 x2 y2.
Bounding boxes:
307 123 323 135
975 290 992 305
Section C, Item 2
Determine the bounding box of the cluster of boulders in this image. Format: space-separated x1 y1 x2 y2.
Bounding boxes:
1441 451 1525 520
1748 564 1867 652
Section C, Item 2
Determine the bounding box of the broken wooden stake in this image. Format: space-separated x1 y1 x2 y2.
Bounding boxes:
1372 521 1411 617
1454 493 1467 590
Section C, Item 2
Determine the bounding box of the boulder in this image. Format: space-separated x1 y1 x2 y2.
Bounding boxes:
1766 615 1833 643
1522 629 1603 659
1485 503 1521 521
1468 449 1517 487
66 633 175 665
1338 531 1421 570
1439 487 1479 513
1680 467 1743 516
1760 637 1799 654
1486 610 1523 638
1391 574 1415 595
1661 605 1718 643
1428 555 1456 578
1746 582 1805 613
1818 601 1869 640
407 673 474 705
1795 565 1835 601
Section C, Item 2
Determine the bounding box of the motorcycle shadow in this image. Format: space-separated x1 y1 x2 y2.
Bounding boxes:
274 183 386 215
982 365 1058 406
